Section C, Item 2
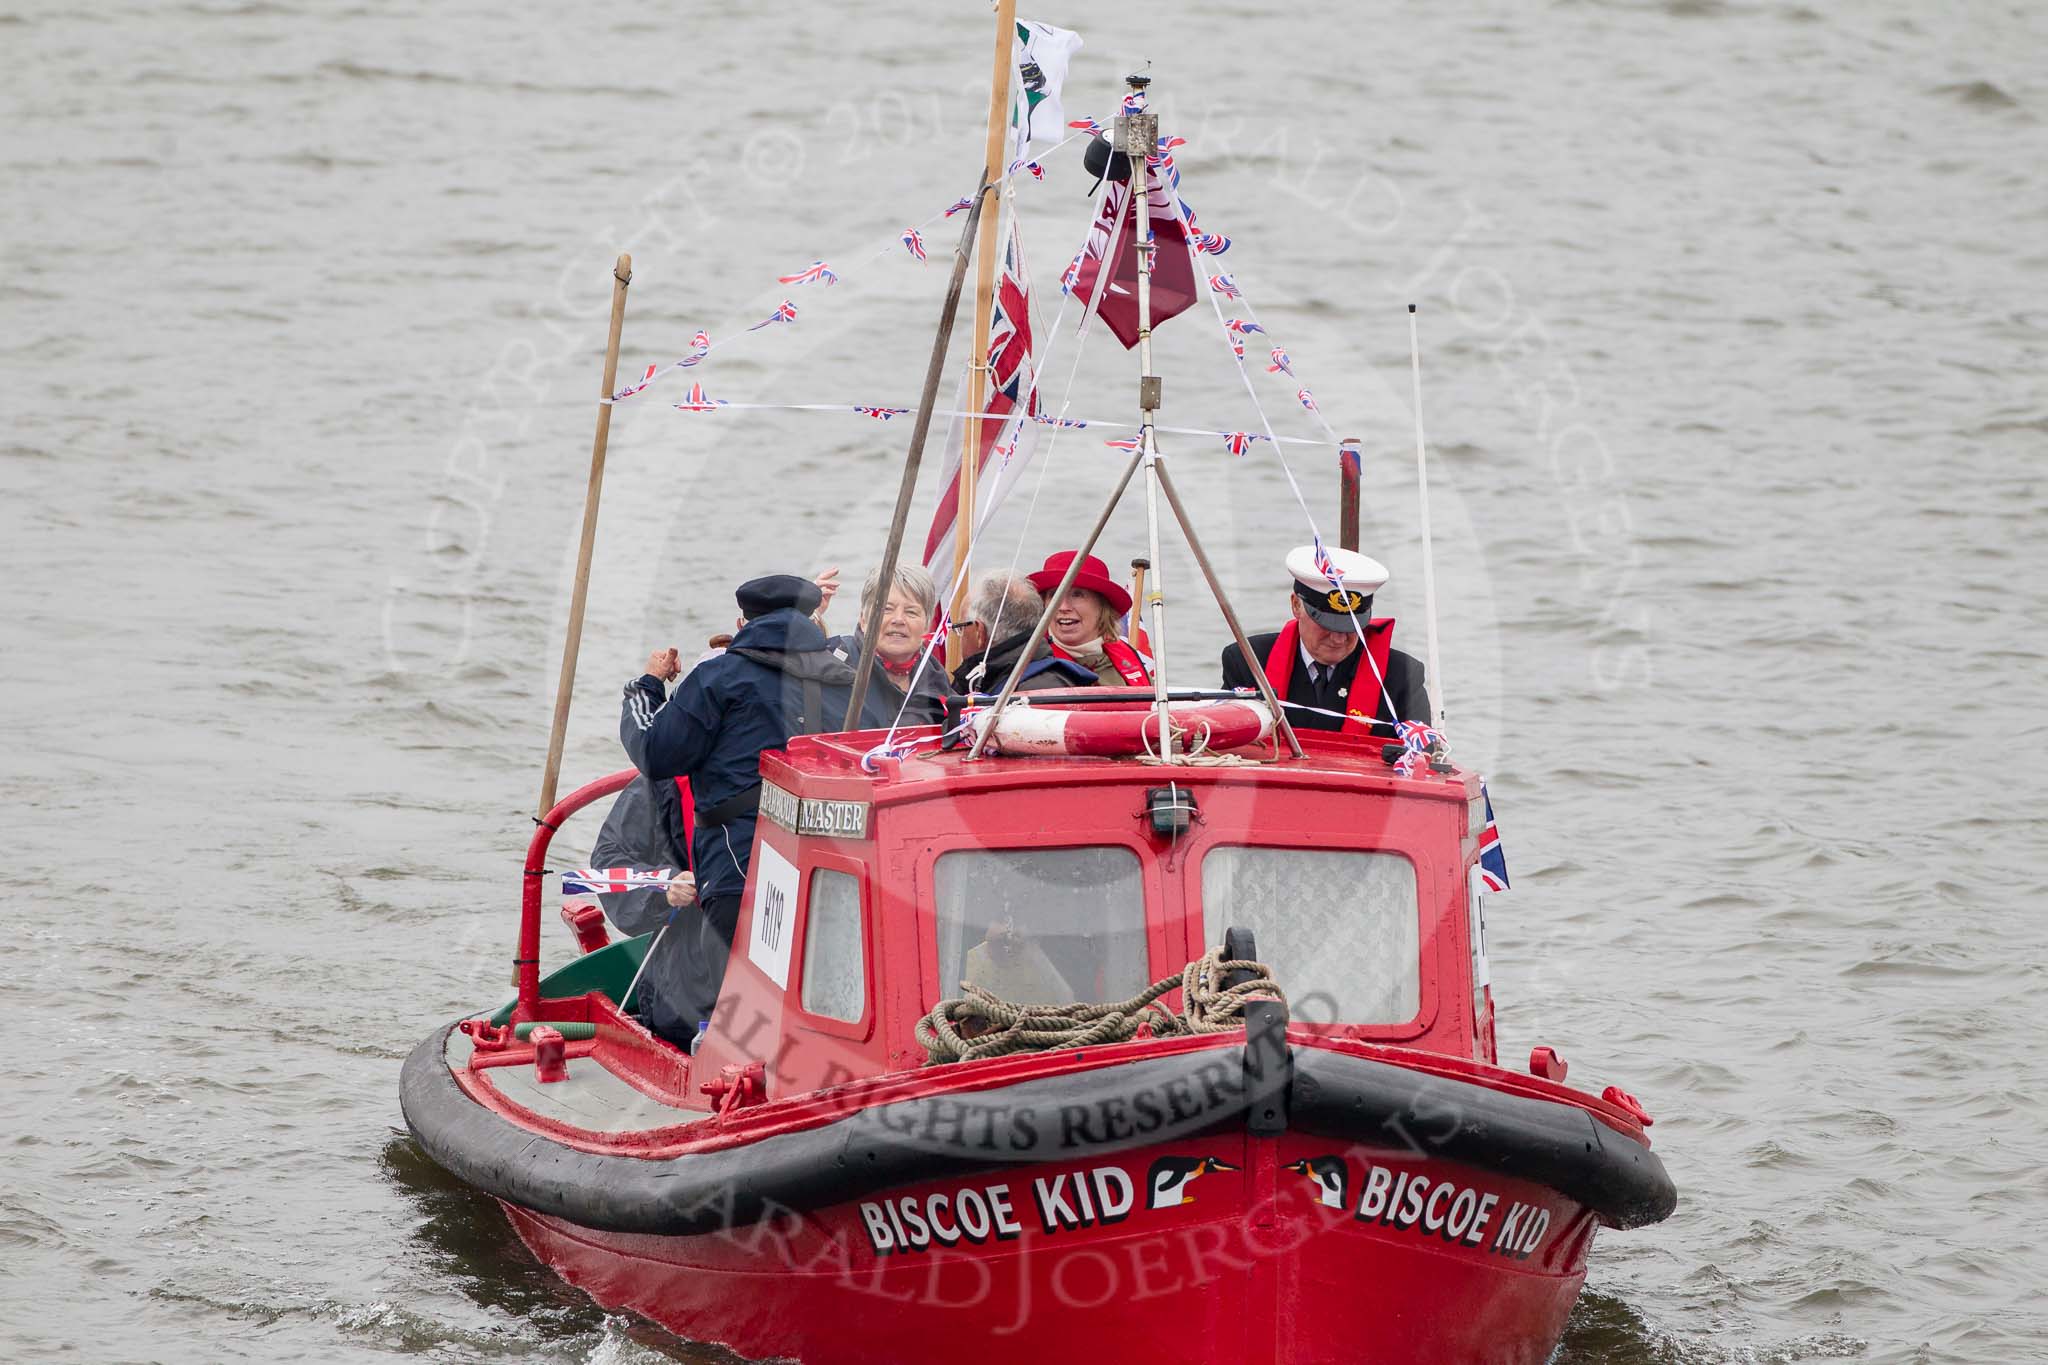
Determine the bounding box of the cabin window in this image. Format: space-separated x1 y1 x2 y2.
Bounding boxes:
1200 846 1420 1023
800 868 865 1023
933 846 1148 1006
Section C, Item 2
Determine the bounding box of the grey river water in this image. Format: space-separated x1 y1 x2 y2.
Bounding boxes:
4 1 2045 1361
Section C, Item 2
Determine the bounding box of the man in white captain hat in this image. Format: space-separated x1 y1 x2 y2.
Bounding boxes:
1219 545 1430 737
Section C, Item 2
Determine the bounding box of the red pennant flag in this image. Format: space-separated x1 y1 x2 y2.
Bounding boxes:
1069 171 1199 350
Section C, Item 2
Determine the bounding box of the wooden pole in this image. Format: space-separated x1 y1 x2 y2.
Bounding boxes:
537 253 632 818
1127 558 1149 639
948 0 1019 669
1339 438 1361 553
846 193 988 726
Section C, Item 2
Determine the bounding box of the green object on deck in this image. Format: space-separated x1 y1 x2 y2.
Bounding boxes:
488 933 651 1027
513 1021 598 1041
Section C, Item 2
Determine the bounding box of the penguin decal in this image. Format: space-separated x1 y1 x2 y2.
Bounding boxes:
1284 1155 1350 1210
1145 1155 1240 1209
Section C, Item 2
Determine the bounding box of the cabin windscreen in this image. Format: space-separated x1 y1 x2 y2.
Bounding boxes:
1201 847 1421 1023
933 847 1149 1007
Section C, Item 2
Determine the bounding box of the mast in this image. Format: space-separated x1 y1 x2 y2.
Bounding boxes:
1122 79 1175 761
968 73 1304 762
949 0 1020 666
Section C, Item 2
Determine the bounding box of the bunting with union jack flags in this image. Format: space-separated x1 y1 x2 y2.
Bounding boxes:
673 382 725 412
901 228 928 261
777 261 838 287
561 867 678 896
1222 431 1261 457
747 299 798 331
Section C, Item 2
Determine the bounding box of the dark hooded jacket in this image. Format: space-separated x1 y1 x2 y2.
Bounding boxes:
952 630 1098 695
623 608 891 904
824 633 954 728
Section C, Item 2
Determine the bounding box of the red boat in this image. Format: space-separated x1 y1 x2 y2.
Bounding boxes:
400 701 1675 1364
404 45 1675 1362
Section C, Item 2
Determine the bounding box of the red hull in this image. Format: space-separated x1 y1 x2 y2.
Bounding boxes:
501 1133 1593 1365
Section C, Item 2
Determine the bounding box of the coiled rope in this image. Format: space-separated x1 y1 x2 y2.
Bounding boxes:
915 946 1286 1065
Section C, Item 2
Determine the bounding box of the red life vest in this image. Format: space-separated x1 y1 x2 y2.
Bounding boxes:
673 777 696 864
1260 618 1396 734
1052 637 1153 687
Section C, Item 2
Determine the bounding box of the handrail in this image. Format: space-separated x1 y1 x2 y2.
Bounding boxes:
517 767 640 1020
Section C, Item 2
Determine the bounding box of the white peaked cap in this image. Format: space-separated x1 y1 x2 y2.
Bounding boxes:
1284 544 1390 596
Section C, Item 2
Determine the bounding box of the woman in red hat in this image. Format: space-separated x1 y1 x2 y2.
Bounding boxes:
1026 550 1153 687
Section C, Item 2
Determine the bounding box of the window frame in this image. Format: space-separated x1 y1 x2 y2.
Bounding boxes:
790 849 875 1040
915 831 1170 1012
1194 836 1438 1039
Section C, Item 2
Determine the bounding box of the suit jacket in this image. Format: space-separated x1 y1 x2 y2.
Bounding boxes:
1220 630 1431 736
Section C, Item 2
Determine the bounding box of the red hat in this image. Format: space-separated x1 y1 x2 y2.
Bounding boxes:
1026 550 1132 618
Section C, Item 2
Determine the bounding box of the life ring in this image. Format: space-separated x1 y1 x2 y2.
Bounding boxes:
973 698 1274 758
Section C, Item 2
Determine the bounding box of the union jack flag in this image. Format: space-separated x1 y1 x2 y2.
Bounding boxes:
1312 535 1345 590
1104 435 1143 453
1005 158 1045 181
920 219 1038 581
747 299 799 331
777 261 838 286
1121 88 1147 114
1267 347 1295 376
1225 318 1265 336
561 867 676 896
1067 117 1105 136
901 228 927 261
691 330 711 351
852 405 909 420
1297 387 1319 412
1209 273 1241 299
677 330 712 368
923 610 951 653
1033 413 1089 429
608 361 660 403
1061 253 1081 296
944 196 977 217
674 382 724 412
1222 431 1261 457
1157 135 1187 153
1478 784 1510 891
1192 232 1232 255
1230 337 1246 359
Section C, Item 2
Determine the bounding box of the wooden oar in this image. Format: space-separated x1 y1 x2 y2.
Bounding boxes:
538 254 632 817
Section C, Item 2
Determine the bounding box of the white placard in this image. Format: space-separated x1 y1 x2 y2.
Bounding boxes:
748 841 799 990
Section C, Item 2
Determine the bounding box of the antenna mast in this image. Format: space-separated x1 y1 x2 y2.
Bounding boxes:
967 74 1303 761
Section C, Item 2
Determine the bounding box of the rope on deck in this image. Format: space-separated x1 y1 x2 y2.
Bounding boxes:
915 946 1286 1065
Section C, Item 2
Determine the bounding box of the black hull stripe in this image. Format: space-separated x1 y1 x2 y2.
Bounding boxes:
400 1024 1675 1237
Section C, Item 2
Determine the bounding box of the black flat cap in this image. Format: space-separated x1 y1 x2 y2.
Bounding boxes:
736 573 822 620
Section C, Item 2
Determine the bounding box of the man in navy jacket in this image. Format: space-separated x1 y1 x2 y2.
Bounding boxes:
620 574 885 1047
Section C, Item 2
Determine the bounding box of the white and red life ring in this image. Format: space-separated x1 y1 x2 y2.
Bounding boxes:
971 698 1274 758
